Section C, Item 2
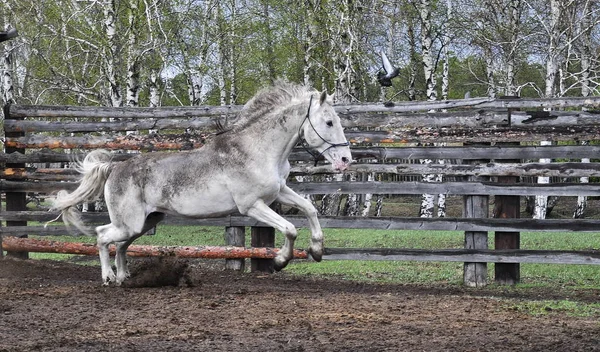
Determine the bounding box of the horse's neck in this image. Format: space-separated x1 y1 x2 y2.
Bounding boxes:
246 102 305 166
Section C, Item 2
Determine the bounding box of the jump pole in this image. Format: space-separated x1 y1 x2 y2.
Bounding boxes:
1 236 308 260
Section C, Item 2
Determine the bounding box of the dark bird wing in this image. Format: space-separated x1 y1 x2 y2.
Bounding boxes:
0 28 18 43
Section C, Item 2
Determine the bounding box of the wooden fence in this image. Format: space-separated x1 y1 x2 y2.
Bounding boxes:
2 96 600 286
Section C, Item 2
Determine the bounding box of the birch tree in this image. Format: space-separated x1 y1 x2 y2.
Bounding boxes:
417 0 439 218
532 0 561 219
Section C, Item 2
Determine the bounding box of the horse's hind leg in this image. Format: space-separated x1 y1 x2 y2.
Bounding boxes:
96 223 123 285
114 212 165 285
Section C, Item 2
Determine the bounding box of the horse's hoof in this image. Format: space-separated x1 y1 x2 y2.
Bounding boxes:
308 247 323 262
273 257 289 271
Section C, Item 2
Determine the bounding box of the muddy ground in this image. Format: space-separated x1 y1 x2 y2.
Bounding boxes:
0 257 598 352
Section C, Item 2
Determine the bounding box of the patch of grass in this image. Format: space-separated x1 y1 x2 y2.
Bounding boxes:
506 300 600 317
20 226 600 290
287 260 464 284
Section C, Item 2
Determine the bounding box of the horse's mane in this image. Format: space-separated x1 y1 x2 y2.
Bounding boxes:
230 80 316 132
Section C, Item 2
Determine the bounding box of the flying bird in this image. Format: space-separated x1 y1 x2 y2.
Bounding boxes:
0 28 18 43
377 50 400 87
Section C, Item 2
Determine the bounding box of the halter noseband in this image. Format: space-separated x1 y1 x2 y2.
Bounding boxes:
299 95 350 166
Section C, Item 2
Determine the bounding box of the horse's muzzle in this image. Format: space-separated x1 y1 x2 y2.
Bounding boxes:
333 156 351 171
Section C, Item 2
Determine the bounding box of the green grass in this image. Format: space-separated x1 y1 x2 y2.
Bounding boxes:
21 226 600 288
506 300 600 317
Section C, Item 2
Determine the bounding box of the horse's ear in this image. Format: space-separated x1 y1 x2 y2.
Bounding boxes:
319 90 328 105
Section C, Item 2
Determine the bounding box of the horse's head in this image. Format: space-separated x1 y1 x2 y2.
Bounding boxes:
302 91 352 171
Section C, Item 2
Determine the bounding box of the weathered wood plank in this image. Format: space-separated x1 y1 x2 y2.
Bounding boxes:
6 125 600 149
352 145 600 161
8 104 242 119
3 180 599 196
4 134 206 150
4 118 216 133
9 98 600 121
2 145 599 164
10 161 600 181
5 214 600 234
323 248 600 265
291 162 600 178
288 181 600 197
342 110 600 129
345 126 600 144
7 109 600 134
337 96 600 114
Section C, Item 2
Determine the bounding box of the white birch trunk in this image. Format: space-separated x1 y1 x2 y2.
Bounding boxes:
441 0 451 102
419 0 437 102
344 172 359 216
419 0 437 217
505 0 521 96
544 0 561 100
126 0 140 108
419 157 436 218
579 0 592 99
436 157 446 218
103 0 122 107
2 24 15 106
535 0 561 220
217 3 228 106
574 141 590 218
407 17 418 101
375 195 384 217
228 0 237 104
149 71 160 108
484 47 496 98
361 172 375 217
148 70 160 134
575 5 592 218
533 140 552 219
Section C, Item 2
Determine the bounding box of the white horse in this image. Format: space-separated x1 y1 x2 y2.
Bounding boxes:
50 81 352 285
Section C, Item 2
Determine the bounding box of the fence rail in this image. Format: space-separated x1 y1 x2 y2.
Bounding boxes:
2 96 600 286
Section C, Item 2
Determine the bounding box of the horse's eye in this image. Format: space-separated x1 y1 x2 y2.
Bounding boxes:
326 121 333 127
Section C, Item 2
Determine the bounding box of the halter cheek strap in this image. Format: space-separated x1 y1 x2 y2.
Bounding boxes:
299 96 350 166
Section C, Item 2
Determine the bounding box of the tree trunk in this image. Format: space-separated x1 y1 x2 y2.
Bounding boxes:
533 140 552 219
126 0 140 108
418 0 438 218
535 0 561 220
407 15 418 101
441 0 451 101
419 0 437 102
574 141 590 218
103 0 122 107
2 24 15 105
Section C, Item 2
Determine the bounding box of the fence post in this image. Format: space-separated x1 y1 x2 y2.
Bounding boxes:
250 202 282 273
3 104 28 259
463 142 489 287
250 226 275 273
224 226 245 271
494 97 521 284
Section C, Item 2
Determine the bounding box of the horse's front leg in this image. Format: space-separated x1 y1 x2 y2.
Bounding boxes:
245 199 298 271
276 185 324 262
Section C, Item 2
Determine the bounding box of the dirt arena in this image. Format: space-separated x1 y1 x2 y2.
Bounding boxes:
0 257 599 352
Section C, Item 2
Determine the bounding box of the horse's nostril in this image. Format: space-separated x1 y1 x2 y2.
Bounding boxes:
342 157 349 163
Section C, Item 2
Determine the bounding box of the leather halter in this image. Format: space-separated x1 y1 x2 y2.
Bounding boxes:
299 95 350 166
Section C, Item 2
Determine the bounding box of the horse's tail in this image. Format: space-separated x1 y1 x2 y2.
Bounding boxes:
47 149 114 236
